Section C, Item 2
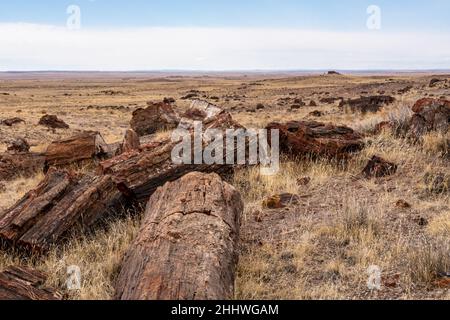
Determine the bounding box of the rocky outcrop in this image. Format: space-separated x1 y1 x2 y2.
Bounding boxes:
115 172 243 300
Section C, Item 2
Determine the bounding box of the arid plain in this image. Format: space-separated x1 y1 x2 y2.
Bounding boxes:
0 71 449 300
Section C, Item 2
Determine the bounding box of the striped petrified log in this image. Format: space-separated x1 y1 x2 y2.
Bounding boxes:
45 131 110 169
0 168 123 252
0 266 62 300
115 172 243 300
100 102 245 202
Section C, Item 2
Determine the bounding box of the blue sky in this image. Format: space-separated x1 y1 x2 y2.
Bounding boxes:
1 0 449 30
0 1 449 70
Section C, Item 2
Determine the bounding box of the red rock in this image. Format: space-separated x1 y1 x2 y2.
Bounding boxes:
1 117 25 127
362 156 397 178
263 193 301 209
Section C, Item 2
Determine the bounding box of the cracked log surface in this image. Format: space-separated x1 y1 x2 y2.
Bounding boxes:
0 266 62 300
0 168 124 252
100 108 245 202
114 172 243 300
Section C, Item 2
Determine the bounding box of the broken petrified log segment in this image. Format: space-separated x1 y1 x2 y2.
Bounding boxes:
100 107 245 202
362 156 398 178
0 168 123 252
117 129 140 155
45 131 110 169
266 121 364 159
0 266 62 300
340 95 395 114
115 172 243 300
0 152 45 181
38 115 69 129
263 193 302 209
130 101 179 136
409 98 450 138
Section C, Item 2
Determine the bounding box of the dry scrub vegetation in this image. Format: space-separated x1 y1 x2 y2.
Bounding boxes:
0 72 448 299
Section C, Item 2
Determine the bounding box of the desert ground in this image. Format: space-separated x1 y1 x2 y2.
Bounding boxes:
0 71 449 300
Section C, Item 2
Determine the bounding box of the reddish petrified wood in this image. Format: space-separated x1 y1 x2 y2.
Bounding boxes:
45 131 110 168
0 168 123 252
266 120 364 159
0 266 62 300
115 172 243 300
362 156 398 178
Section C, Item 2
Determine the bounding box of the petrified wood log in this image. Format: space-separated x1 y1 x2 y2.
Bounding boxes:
0 266 62 300
0 152 45 181
45 131 110 169
0 168 123 252
100 109 245 202
266 121 364 159
115 172 243 300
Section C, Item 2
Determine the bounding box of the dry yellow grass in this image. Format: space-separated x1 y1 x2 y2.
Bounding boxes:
0 72 449 300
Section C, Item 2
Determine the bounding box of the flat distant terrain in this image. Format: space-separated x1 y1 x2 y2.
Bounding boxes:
0 72 449 300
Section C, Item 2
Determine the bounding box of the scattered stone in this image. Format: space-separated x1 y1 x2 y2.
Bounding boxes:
38 115 69 129
290 104 303 110
7 138 30 153
267 121 364 159
163 97 176 104
398 86 413 95
362 156 398 178
297 177 311 186
256 103 265 110
180 93 198 100
130 101 179 136
395 199 411 209
0 182 5 192
309 110 323 117
320 97 342 104
309 100 317 107
263 193 301 209
1 117 25 127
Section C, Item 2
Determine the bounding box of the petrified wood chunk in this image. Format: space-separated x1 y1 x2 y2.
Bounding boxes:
0 152 45 181
130 101 179 136
409 98 450 138
45 131 110 168
362 156 398 178
115 172 243 300
0 266 62 300
38 115 69 129
266 121 364 159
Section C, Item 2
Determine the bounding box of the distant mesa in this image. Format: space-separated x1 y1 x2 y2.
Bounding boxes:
327 71 342 75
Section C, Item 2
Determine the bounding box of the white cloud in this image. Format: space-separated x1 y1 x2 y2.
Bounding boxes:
0 23 449 71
